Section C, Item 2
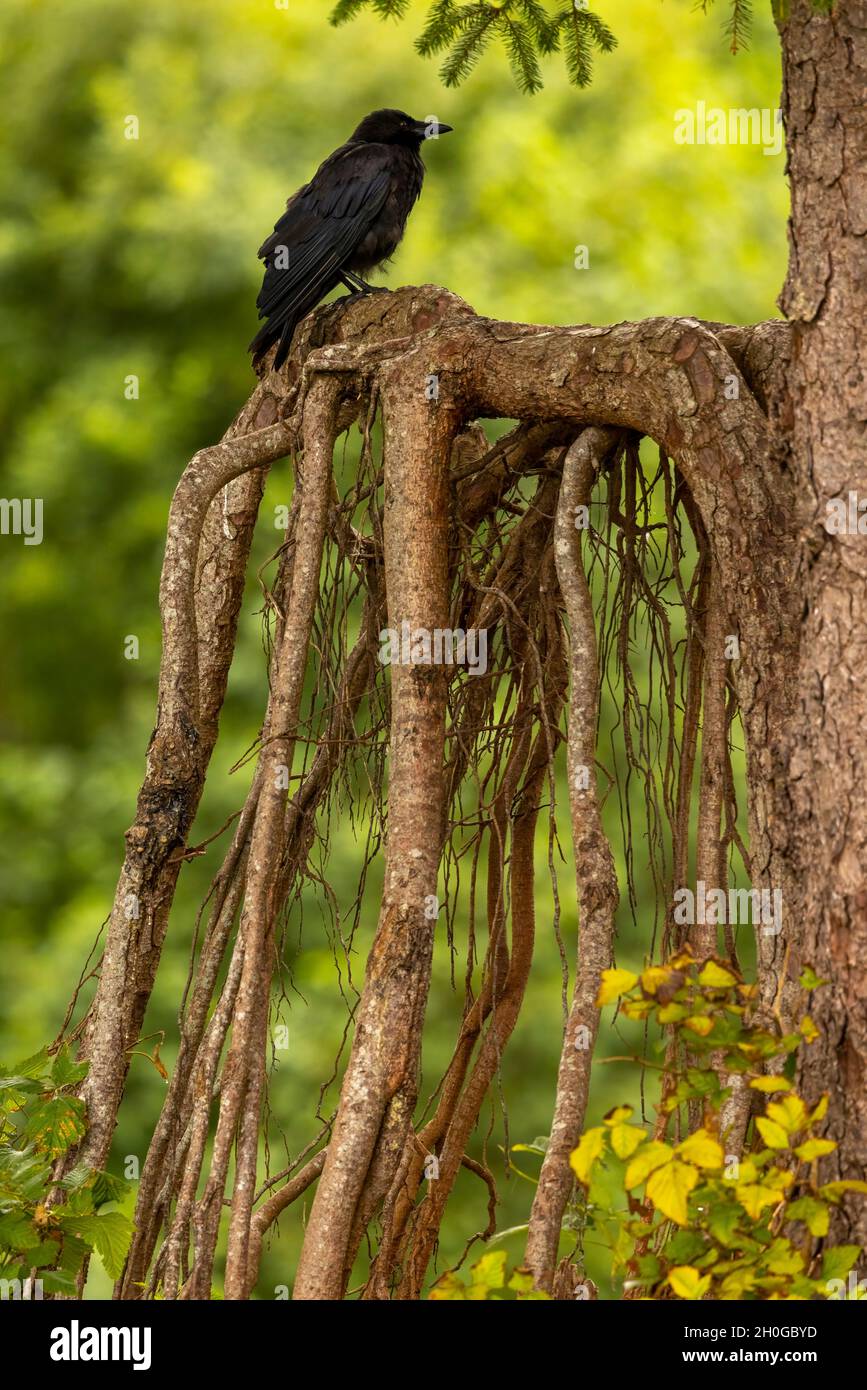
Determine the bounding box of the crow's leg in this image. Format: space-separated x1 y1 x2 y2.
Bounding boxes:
341 269 388 295
336 285 367 307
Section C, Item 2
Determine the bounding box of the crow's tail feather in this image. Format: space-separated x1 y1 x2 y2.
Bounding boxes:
248 311 298 371
272 315 297 370
247 318 276 360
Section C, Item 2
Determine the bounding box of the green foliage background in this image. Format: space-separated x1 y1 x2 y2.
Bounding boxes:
0 0 786 1296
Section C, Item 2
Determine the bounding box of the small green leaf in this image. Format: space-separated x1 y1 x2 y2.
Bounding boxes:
666 1229 706 1263
10 1049 51 1081
787 1196 830 1237
668 1265 711 1300
470 1250 508 1290
820 1180 867 1202
507 1267 535 1293
821 1245 861 1283
763 1237 805 1275
0 1212 41 1251
50 1048 89 1089
24 1096 86 1156
707 1201 744 1247
24 1239 63 1269
799 966 828 991
57 1210 133 1280
0 1075 40 1092
40 1269 79 1295
92 1169 130 1208
755 1116 789 1150
635 1252 662 1282
793 1137 836 1161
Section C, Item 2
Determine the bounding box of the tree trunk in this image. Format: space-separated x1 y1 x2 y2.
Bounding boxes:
778 0 867 1248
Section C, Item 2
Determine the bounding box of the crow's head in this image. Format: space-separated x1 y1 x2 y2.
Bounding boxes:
351 109 453 148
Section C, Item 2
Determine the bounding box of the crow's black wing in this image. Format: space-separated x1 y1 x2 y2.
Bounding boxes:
251 142 393 354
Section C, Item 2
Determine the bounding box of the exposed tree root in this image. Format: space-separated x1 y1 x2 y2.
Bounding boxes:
55 285 804 1300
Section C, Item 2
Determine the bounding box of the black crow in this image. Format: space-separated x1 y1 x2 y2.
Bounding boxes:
249 109 453 370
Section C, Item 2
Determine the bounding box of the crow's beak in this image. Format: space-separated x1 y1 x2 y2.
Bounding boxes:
420 120 453 139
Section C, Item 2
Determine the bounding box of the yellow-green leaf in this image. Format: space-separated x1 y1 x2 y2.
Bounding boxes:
749 1077 791 1094
820 1180 867 1200
646 1160 698 1225
471 1250 507 1290
596 968 638 1006
668 1265 711 1300
799 1015 820 1043
569 1126 607 1184
764 1168 795 1192
793 1137 836 1161
787 1196 829 1237
429 1272 466 1300
810 1093 829 1124
799 966 828 991
670 947 696 970
821 1246 861 1283
735 1183 779 1220
767 1094 808 1134
603 1105 634 1126
610 1123 647 1159
698 961 737 988
765 1237 805 1275
675 1129 724 1170
624 1141 673 1191
507 1267 535 1293
641 966 672 995
719 1268 757 1299
622 999 655 1019
755 1117 790 1150
684 1015 714 1037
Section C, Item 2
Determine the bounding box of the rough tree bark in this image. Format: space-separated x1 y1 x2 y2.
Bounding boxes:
525 428 620 1292
777 0 867 1248
292 357 456 1300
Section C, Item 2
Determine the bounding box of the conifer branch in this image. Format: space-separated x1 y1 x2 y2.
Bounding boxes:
329 0 753 92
